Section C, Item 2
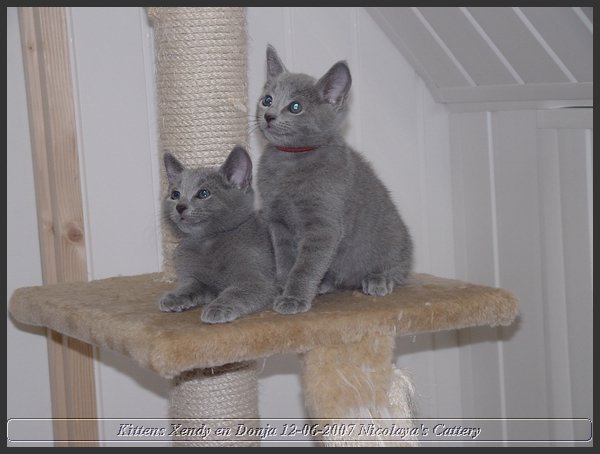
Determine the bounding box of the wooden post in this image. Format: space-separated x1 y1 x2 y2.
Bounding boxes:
18 6 98 446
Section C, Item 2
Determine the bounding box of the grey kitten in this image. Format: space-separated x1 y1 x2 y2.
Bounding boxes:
256 45 413 315
159 146 276 324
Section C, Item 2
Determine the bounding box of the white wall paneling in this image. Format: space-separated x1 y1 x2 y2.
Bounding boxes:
536 127 574 442
467 7 568 84
572 7 593 32
518 7 593 82
449 112 507 445
68 6 169 446
367 7 470 91
492 110 550 441
368 7 593 104
554 129 593 433
450 107 593 445
69 7 163 281
419 7 517 86
537 108 593 129
437 81 593 105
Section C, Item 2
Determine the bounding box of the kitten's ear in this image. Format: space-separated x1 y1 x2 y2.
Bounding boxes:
266 44 286 80
316 61 352 107
220 145 252 190
163 152 185 184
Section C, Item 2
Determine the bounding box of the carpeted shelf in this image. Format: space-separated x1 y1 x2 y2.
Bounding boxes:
9 272 518 379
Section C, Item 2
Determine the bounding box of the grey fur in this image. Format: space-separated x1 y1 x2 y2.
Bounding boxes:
160 146 276 324
257 45 413 315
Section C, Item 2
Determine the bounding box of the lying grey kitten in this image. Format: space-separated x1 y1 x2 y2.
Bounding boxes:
256 45 413 315
159 146 276 324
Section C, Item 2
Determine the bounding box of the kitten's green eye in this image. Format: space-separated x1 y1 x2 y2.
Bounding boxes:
196 189 211 199
262 95 273 107
288 101 302 114
170 190 180 200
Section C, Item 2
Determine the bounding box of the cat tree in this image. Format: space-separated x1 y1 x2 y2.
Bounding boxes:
9 7 518 447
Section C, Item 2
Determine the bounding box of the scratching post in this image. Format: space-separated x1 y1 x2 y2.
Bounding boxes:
302 335 418 446
146 6 248 282
169 362 259 446
146 7 256 446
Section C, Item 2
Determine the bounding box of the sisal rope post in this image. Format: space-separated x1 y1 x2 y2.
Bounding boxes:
169 362 259 446
301 335 418 446
147 7 258 447
147 6 249 282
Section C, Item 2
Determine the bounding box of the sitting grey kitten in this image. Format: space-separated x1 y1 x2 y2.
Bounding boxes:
256 45 413 315
159 146 276 324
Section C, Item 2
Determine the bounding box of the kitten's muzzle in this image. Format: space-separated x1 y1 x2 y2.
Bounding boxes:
176 203 187 214
264 113 276 124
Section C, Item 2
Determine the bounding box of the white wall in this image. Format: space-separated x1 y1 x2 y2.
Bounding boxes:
450 107 593 445
67 9 170 445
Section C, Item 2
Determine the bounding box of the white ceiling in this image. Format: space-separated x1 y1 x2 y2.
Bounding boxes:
367 7 593 105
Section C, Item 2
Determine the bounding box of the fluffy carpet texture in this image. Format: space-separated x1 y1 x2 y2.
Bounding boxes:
9 272 518 379
302 335 419 446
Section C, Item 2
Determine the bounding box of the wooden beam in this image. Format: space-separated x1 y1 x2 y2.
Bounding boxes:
18 6 99 447
46 330 69 444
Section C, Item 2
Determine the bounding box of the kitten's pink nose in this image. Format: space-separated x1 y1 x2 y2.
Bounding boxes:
264 113 276 123
176 203 187 214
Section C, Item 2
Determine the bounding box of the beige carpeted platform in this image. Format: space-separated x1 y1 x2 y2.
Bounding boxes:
9 273 518 379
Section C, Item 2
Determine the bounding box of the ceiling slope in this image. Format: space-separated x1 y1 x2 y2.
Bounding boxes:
367 7 593 106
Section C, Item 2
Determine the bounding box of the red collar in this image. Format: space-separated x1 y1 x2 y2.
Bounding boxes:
274 145 319 153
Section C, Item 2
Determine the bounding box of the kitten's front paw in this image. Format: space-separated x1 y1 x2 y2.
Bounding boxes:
201 302 239 324
361 274 395 296
159 292 196 312
273 296 311 315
